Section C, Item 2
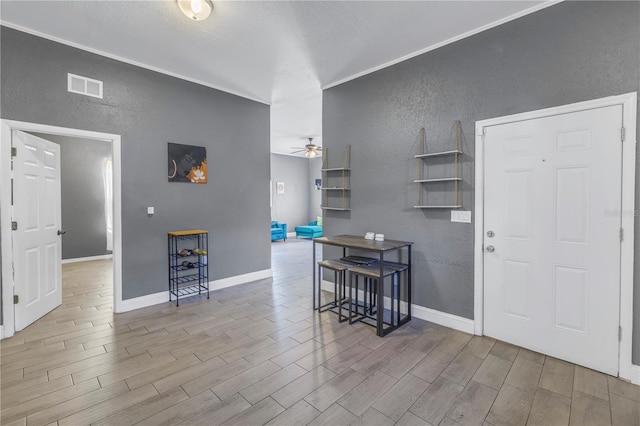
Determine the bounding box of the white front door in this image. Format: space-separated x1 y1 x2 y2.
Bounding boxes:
483 105 622 375
12 131 62 331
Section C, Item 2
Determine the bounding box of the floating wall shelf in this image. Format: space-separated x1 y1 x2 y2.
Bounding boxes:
321 145 351 211
414 121 463 209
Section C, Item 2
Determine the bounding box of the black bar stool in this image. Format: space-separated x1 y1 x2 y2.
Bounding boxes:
316 259 356 321
347 261 409 328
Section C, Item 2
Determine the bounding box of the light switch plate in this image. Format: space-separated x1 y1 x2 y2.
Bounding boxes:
147 206 154 215
451 210 471 223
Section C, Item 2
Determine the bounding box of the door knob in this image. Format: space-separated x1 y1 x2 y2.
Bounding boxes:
486 231 495 238
57 230 66 235
486 245 495 253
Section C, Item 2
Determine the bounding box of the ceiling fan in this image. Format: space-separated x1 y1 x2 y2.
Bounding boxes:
291 138 322 158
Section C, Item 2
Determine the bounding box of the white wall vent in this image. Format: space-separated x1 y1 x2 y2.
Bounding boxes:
67 73 103 99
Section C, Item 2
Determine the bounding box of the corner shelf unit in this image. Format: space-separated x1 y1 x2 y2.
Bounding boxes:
414 121 462 209
168 229 209 306
321 145 351 211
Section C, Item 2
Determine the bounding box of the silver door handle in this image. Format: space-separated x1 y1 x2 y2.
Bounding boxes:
57 230 66 235
486 245 495 253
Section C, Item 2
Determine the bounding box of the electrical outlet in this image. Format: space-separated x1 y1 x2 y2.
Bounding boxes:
147 206 155 215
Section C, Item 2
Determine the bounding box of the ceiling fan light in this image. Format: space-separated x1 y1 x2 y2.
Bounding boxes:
307 150 317 158
177 0 212 21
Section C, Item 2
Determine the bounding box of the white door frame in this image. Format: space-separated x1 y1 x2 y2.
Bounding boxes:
474 92 637 383
1 119 123 339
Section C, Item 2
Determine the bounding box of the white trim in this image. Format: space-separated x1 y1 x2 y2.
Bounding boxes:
323 1 563 91
209 269 272 292
320 281 474 335
619 93 637 382
1 122 14 338
118 269 273 312
631 364 640 386
411 304 475 335
0 120 123 338
118 290 170 313
0 326 4 340
474 124 486 337
61 254 113 264
474 92 637 381
0 21 270 106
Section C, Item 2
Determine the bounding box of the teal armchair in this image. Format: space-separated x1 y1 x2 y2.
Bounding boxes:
271 221 287 241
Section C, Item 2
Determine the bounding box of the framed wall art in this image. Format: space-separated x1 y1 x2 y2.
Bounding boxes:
168 143 207 183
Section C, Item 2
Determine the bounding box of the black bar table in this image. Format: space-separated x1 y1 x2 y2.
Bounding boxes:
313 235 413 337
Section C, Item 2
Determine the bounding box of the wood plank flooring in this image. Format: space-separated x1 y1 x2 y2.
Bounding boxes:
1 238 639 425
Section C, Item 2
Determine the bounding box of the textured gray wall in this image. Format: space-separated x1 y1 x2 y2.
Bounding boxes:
271 154 311 230
30 133 112 260
308 157 322 221
1 27 271 300
323 2 640 362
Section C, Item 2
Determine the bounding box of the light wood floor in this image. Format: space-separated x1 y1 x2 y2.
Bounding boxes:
1 238 639 426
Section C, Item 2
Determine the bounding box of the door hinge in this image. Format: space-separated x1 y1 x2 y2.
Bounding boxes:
619 326 622 341
621 127 626 142
11 221 18 231
620 228 624 242
11 147 17 157
13 295 19 304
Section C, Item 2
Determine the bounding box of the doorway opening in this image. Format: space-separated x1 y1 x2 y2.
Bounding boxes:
474 92 637 382
1 120 123 339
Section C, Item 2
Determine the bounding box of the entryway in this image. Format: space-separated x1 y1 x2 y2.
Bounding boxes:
474 93 637 381
0 120 123 339
12 131 63 330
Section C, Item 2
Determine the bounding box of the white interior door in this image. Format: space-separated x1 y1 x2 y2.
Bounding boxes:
12 130 62 331
483 105 622 375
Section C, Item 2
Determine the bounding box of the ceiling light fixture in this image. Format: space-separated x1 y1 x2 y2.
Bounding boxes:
177 0 213 21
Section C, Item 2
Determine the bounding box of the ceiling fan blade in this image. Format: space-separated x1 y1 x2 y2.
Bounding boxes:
290 149 306 154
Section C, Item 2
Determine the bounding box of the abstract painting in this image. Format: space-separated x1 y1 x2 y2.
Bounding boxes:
168 143 207 183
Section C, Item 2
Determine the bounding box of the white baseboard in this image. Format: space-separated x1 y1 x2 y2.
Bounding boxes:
631 364 640 385
287 232 296 238
62 254 113 264
320 280 474 335
411 304 475 334
209 269 273 292
117 290 169 313
0 325 4 340
117 269 273 313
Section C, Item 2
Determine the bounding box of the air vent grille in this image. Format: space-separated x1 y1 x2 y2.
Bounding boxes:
67 73 103 99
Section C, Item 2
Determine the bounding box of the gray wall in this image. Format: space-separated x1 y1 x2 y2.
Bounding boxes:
308 157 322 221
323 2 640 362
1 27 271 300
30 133 112 260
271 153 311 230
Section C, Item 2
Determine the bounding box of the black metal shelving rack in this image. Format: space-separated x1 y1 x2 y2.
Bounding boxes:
168 229 209 306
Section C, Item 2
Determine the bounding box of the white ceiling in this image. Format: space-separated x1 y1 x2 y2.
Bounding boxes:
0 0 553 156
